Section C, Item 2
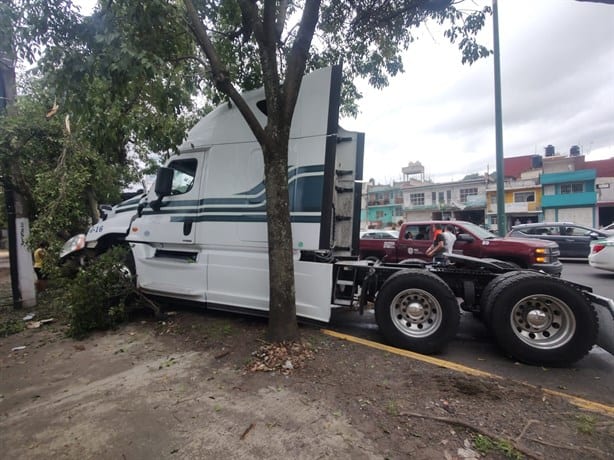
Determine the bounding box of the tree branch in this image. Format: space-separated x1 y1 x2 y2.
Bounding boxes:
283 0 321 121
183 0 266 145
275 0 289 43
401 412 542 460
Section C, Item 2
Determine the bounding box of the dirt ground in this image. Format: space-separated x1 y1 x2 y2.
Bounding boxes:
1 270 613 459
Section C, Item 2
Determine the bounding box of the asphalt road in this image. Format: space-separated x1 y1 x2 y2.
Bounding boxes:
329 261 614 407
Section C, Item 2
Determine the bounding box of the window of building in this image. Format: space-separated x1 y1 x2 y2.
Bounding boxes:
460 187 478 203
410 193 424 205
514 191 535 202
438 191 444 203
431 191 436 203
560 182 584 194
489 194 497 204
375 210 384 218
446 190 451 202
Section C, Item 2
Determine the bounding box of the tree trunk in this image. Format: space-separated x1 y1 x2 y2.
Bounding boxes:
86 187 100 224
263 133 299 342
1 31 37 308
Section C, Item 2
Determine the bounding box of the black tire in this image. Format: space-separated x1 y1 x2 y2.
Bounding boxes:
494 260 522 270
480 270 545 324
488 273 598 366
375 269 460 354
398 258 427 267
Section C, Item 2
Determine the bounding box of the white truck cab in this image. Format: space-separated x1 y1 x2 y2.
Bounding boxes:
64 65 364 323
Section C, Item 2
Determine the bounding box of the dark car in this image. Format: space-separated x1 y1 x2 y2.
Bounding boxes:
507 222 608 258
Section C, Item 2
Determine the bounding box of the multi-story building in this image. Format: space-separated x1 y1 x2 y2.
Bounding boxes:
485 154 543 231
485 173 542 232
362 182 404 229
538 148 610 227
402 176 490 224
361 148 614 231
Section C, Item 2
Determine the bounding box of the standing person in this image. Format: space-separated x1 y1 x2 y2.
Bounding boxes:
33 241 49 291
425 230 446 264
442 224 457 255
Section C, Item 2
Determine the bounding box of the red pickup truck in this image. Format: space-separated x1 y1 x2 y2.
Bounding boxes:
359 220 563 276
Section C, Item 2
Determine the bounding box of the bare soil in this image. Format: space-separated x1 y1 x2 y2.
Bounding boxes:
1 272 613 459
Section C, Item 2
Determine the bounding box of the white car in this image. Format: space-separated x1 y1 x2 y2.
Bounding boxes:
588 235 614 272
360 230 399 240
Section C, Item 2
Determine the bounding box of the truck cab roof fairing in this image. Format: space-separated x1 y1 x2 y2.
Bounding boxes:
179 66 342 152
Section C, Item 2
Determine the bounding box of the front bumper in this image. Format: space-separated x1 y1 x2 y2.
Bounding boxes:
530 260 563 277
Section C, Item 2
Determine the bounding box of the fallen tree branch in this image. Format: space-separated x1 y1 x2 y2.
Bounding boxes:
525 436 609 459
401 412 542 460
240 422 255 440
515 419 539 443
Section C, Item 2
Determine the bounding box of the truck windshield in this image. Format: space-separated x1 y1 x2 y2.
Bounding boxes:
462 222 496 239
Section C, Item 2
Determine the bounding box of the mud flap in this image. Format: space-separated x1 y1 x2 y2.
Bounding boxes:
587 293 614 356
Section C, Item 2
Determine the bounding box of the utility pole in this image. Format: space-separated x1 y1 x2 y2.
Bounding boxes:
0 17 37 309
493 0 506 236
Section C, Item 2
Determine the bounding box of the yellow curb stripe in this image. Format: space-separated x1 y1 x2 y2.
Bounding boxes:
321 328 614 417
321 329 500 379
542 388 614 416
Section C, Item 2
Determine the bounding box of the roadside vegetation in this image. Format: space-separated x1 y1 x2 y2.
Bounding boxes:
2 0 491 342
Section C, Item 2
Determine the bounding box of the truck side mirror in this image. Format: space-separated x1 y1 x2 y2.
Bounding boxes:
155 167 174 197
151 167 174 211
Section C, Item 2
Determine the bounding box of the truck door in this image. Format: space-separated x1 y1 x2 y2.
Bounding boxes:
397 224 432 259
133 154 203 247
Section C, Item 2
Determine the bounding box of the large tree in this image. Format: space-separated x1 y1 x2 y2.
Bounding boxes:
176 0 490 341
8 0 489 336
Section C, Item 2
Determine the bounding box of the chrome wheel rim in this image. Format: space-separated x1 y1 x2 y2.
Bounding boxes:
509 295 576 349
390 288 442 338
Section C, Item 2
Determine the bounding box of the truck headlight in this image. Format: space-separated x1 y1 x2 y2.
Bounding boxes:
534 248 550 264
60 234 86 259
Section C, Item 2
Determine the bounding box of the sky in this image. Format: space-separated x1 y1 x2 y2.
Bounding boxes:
339 0 614 184
75 0 614 185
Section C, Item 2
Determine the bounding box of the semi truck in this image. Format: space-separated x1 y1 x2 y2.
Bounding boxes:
61 66 614 367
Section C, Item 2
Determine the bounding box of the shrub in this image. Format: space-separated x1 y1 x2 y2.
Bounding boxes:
59 247 135 339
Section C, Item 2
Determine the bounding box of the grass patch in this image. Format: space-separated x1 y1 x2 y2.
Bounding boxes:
575 414 596 435
385 400 399 416
0 279 69 338
0 318 25 337
473 434 523 459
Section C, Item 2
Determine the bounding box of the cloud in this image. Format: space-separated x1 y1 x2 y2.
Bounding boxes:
341 0 614 184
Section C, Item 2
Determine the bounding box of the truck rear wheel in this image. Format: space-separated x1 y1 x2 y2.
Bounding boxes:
488 273 598 366
480 271 544 324
375 269 459 354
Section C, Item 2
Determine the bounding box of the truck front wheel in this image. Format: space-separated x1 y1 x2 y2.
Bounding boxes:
489 274 598 366
375 270 459 354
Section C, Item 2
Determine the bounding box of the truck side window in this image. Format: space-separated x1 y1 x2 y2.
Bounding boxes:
167 159 197 195
403 225 420 240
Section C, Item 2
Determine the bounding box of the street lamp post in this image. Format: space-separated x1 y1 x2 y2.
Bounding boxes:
493 0 506 236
